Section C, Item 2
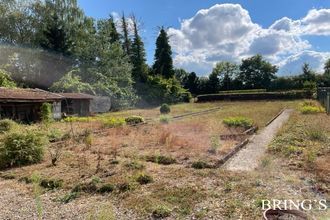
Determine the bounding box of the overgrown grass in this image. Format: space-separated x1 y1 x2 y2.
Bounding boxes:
223 116 253 129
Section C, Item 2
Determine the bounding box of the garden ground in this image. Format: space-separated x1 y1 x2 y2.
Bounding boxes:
0 100 329 219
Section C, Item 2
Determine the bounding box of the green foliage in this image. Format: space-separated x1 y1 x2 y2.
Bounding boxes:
160 103 171 114
47 128 63 142
101 117 126 128
0 69 16 88
40 103 53 123
139 75 191 105
146 155 176 165
152 205 172 218
50 70 95 94
59 192 79 204
82 129 93 149
223 117 253 129
0 119 18 133
212 62 239 91
191 161 213 169
152 27 174 78
0 130 47 169
135 173 153 185
63 116 93 123
239 54 278 89
124 116 145 125
159 115 171 124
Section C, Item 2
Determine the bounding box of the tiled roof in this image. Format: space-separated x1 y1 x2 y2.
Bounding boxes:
0 87 63 101
58 93 94 100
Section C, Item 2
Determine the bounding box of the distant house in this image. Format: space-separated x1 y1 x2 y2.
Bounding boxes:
0 87 62 123
59 93 94 117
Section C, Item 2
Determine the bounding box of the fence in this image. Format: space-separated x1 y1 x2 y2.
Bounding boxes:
317 87 330 114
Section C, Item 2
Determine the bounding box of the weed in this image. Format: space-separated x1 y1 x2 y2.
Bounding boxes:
117 182 133 193
261 157 271 168
83 129 93 150
31 173 43 220
300 106 325 114
125 161 145 170
40 178 63 190
307 129 326 141
146 155 176 165
72 182 98 194
59 191 79 204
101 117 126 128
208 135 221 154
191 160 213 169
98 184 115 194
135 173 153 185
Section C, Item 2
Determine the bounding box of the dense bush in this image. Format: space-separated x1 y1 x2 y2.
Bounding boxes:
223 117 253 129
0 119 17 133
0 130 47 168
299 101 325 114
159 115 171 124
160 103 171 114
125 116 145 125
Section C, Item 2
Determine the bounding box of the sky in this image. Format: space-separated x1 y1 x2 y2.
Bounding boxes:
78 0 330 76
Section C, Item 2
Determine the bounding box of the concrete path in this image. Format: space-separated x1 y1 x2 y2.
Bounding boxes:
225 109 293 171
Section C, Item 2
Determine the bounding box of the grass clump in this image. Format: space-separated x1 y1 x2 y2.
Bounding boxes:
223 116 253 129
59 191 79 204
146 155 176 165
135 173 153 185
159 115 171 124
0 119 17 133
125 161 145 170
98 184 115 194
160 103 171 114
72 182 98 194
40 178 63 190
191 160 213 169
0 130 47 169
117 182 133 193
125 116 145 125
152 205 172 218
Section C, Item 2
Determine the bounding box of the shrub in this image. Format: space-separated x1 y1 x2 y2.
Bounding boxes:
160 103 171 114
59 191 79 204
47 128 63 142
159 115 171 124
146 155 176 165
101 117 126 128
300 106 325 114
0 119 17 133
152 205 172 218
64 116 93 123
223 116 253 129
40 178 63 189
40 102 53 123
98 184 115 194
72 182 98 193
0 130 47 169
125 116 145 125
191 161 213 169
135 173 153 185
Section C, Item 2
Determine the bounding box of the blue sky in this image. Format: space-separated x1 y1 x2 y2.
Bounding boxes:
78 0 330 76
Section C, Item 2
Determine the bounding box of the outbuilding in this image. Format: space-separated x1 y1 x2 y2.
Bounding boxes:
0 87 63 123
59 93 94 117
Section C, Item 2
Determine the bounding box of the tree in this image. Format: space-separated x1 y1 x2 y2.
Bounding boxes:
121 13 131 56
184 72 199 95
212 61 239 90
0 69 16 88
324 59 330 76
207 72 220 93
50 69 95 94
130 15 148 83
301 63 316 82
239 54 278 89
152 27 174 78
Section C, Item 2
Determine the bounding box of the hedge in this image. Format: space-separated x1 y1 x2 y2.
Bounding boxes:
196 90 312 102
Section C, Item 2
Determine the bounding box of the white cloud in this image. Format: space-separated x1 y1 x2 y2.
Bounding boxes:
169 4 330 76
277 51 330 76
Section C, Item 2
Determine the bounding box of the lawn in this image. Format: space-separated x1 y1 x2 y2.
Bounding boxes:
0 100 329 219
